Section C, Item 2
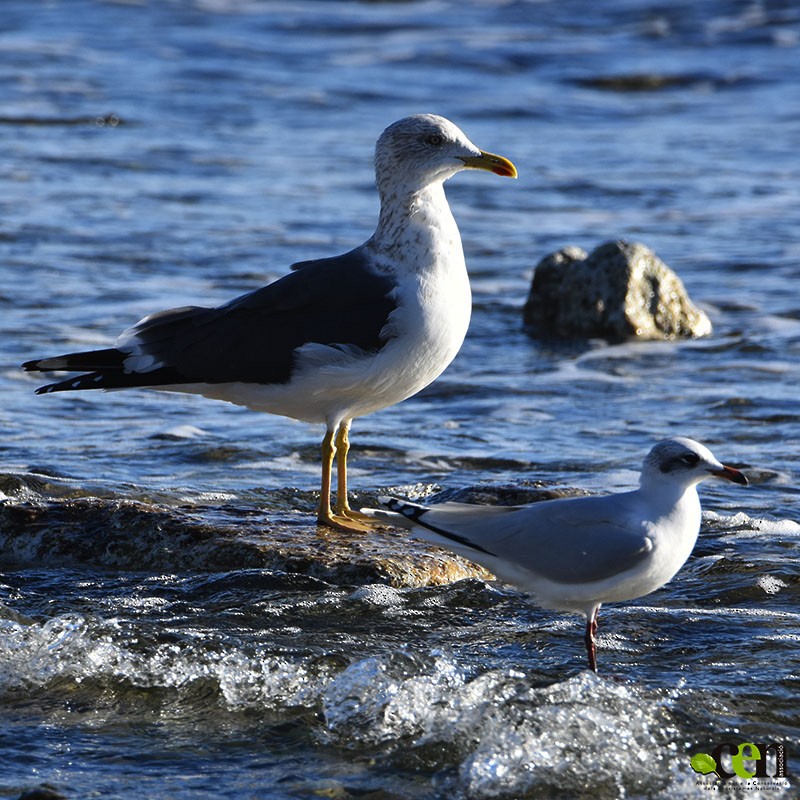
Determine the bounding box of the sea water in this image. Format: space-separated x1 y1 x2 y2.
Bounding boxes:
1 1 798 797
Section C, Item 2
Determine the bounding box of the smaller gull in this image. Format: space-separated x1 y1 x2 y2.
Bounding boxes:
22 114 517 531
365 437 748 671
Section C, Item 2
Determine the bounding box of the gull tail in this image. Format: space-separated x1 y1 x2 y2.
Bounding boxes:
23 348 149 394
365 496 497 557
375 496 429 527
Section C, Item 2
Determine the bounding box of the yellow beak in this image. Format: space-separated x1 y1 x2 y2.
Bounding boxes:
459 150 518 178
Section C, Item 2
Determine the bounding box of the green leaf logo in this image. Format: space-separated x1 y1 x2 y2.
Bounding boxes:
691 753 718 776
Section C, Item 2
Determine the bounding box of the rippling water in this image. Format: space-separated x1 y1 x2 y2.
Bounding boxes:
1 1 799 798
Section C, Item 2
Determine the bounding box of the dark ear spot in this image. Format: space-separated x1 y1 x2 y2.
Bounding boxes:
661 452 700 473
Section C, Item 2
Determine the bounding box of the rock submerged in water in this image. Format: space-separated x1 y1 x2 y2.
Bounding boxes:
0 492 492 588
523 240 712 341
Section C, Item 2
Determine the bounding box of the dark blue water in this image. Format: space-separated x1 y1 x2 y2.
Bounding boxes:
1 1 798 798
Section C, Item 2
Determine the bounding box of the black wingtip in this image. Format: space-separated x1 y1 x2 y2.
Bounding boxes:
384 496 428 522
28 371 110 394
23 358 52 392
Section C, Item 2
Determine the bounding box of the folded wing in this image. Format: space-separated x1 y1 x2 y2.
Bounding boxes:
382 494 652 586
24 249 398 393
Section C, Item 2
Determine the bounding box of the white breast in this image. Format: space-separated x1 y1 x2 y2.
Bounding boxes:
531 490 702 616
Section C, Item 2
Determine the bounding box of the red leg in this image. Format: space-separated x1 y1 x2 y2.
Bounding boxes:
584 608 599 673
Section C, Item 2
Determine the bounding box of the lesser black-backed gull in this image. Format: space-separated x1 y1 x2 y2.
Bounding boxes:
23 114 517 531
365 437 747 669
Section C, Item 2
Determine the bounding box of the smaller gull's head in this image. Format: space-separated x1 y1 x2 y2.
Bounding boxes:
374 114 517 198
640 436 748 491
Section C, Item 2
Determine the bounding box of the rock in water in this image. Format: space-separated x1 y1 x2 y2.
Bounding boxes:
523 240 712 341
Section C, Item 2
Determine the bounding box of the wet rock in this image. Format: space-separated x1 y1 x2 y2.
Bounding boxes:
17 786 68 800
523 241 712 341
430 481 588 506
574 72 718 91
0 495 491 588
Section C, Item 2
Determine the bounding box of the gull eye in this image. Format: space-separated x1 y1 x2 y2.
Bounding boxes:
680 453 700 466
426 133 444 146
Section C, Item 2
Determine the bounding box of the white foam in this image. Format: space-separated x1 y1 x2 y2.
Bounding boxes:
321 653 465 746
348 585 405 607
755 574 789 595
704 510 800 536
0 613 328 712
318 652 686 797
2 615 791 798
160 424 208 439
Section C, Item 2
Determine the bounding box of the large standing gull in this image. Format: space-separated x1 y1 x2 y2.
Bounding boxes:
366 438 748 671
23 114 517 531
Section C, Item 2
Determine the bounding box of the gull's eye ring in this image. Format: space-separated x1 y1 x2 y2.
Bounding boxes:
680 453 700 466
426 133 444 146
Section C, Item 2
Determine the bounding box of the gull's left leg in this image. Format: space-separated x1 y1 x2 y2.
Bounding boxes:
333 419 374 527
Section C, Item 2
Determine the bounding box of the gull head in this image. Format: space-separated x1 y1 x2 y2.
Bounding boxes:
640 436 748 491
374 114 517 198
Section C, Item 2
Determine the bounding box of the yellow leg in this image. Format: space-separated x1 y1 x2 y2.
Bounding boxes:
334 422 353 514
316 425 372 532
317 428 336 522
334 421 374 526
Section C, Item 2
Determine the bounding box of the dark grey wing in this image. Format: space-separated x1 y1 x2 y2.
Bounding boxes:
24 248 398 393
406 493 653 586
